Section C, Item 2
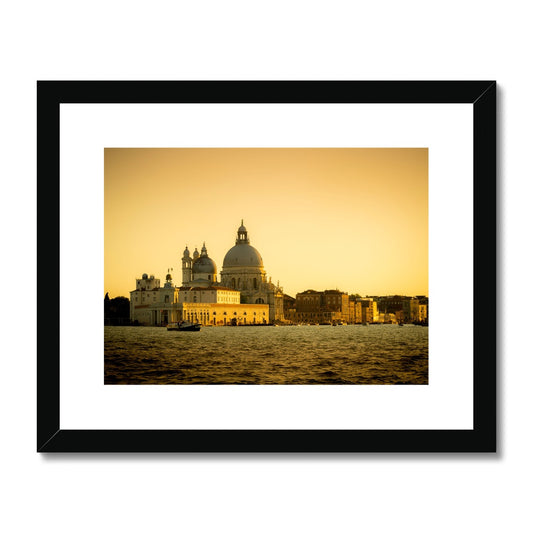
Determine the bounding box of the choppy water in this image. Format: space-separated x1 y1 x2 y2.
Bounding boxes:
104 324 428 385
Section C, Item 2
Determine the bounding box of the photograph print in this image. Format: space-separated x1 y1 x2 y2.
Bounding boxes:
104 147 428 385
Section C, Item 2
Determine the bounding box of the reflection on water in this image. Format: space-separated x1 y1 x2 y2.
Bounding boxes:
104 324 428 385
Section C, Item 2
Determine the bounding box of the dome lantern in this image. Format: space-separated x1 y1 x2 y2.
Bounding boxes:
236 219 250 245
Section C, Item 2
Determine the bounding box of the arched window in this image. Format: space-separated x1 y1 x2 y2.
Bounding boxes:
255 298 264 304
253 278 257 290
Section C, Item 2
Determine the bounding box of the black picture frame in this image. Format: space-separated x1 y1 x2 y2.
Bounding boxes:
37 81 496 453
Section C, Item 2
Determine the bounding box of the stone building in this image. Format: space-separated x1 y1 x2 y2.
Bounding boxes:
129 271 270 326
128 221 283 325
356 297 378 324
219 221 284 323
294 289 349 324
376 295 428 324
402 297 419 323
129 272 180 326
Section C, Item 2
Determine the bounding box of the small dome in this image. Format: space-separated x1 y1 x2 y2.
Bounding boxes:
192 255 217 275
142 273 148 279
182 246 190 258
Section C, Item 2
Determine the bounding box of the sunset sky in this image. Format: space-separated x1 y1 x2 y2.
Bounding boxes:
104 148 428 299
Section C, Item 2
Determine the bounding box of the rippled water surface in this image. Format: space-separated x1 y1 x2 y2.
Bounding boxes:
105 324 428 385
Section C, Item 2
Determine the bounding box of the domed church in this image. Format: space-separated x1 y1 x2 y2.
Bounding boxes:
130 222 284 326
220 221 284 318
182 221 284 323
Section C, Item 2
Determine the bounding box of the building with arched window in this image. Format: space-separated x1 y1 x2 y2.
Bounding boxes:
218 221 284 322
129 222 284 325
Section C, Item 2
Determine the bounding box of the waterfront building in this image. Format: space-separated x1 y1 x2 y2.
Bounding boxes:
219 221 284 322
418 303 428 323
416 296 429 324
377 295 428 324
129 271 270 326
282 294 297 323
128 221 281 325
283 294 296 312
348 300 355 324
354 301 362 323
179 301 269 326
356 297 378 324
402 297 419 323
129 272 180 326
377 295 405 315
377 312 398 324
294 289 349 324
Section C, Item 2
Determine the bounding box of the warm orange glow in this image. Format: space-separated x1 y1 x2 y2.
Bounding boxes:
105 148 428 298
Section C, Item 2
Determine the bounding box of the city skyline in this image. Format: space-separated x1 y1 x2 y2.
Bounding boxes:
105 148 428 298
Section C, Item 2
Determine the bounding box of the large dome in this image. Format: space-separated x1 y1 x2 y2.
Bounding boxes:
222 221 265 270
223 244 264 268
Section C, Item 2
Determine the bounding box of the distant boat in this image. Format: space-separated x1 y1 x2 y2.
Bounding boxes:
167 321 201 332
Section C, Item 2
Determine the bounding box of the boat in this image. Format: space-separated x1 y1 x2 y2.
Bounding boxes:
166 321 202 331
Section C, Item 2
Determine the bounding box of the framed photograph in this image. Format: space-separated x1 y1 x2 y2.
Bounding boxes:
37 81 496 452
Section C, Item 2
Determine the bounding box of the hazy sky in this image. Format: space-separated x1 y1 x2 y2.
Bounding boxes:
104 148 428 298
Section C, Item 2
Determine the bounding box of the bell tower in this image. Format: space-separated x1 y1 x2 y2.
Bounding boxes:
182 246 192 285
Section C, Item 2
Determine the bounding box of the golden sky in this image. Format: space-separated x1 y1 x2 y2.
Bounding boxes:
104 148 428 298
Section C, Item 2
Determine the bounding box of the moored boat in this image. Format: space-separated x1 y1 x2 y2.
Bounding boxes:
167 321 202 331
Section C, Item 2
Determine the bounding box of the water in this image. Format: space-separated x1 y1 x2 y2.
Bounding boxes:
104 324 428 385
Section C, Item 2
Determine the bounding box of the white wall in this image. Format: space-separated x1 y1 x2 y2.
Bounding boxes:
1 1 529 532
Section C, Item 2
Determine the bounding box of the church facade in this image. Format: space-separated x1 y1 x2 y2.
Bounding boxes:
129 222 284 325
218 221 284 323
